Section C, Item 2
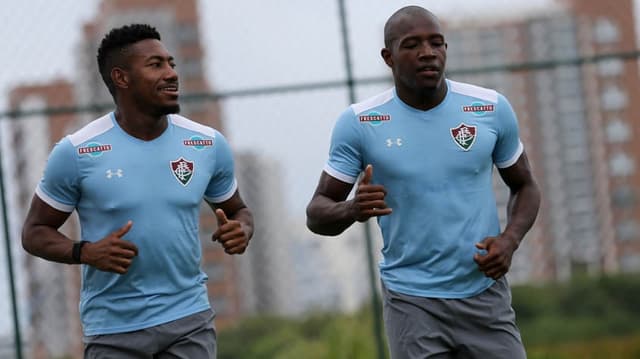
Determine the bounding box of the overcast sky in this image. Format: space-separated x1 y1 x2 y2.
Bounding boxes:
2 0 638 339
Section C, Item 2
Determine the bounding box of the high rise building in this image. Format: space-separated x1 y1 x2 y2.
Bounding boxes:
233 151 295 315
7 80 83 359
445 0 640 282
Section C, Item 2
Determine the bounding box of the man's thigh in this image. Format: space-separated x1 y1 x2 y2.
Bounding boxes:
382 283 455 359
451 277 526 359
84 330 156 359
156 309 217 359
84 309 216 359
382 279 526 359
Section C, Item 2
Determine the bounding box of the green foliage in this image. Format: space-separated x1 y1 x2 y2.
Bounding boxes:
217 309 387 359
512 273 640 346
217 274 640 358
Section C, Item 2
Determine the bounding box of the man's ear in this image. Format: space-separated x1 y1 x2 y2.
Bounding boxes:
111 67 129 90
381 48 393 68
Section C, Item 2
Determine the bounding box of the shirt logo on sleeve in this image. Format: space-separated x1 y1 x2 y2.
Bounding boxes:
183 136 214 150
78 142 112 157
450 123 477 151
359 111 391 127
462 102 494 116
170 157 194 186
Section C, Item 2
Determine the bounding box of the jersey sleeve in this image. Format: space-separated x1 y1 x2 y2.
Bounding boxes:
35 137 80 213
492 94 524 168
204 131 238 203
324 107 363 183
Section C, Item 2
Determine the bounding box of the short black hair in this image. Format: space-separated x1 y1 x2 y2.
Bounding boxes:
97 24 161 96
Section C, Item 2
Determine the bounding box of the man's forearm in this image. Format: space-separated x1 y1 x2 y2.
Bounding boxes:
503 182 541 245
22 225 76 264
306 195 356 236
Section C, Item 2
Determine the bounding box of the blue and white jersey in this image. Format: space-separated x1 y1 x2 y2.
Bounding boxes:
36 112 237 336
325 79 523 298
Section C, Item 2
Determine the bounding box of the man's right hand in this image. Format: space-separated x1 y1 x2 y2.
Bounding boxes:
81 221 138 274
351 165 392 222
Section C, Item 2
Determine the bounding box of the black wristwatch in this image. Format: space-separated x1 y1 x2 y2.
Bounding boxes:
72 241 89 264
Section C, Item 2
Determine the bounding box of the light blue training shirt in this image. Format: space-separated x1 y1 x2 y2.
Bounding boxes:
325 79 523 298
36 112 237 336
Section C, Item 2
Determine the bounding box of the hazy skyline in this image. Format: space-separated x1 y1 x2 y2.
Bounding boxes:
2 0 561 214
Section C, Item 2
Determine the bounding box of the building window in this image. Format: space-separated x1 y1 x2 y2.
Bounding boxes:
609 152 635 177
617 221 639 241
181 57 203 79
606 119 631 143
567 179 592 198
593 17 619 44
620 254 640 272
612 186 636 208
597 59 624 77
600 85 627 111
177 24 199 45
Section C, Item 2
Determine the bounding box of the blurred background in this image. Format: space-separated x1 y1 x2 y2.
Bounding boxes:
1 0 640 358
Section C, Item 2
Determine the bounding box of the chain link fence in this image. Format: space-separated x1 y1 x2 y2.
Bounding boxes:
2 0 640 358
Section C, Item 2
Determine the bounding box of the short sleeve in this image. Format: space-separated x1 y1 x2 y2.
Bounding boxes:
492 94 524 168
204 131 238 203
324 107 363 183
35 137 80 212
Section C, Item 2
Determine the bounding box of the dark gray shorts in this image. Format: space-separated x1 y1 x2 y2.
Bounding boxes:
382 277 526 359
84 309 216 359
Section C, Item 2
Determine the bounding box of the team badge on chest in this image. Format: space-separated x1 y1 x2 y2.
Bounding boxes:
170 157 194 186
450 123 477 151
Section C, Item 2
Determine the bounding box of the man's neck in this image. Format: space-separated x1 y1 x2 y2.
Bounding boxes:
114 107 168 141
397 80 448 111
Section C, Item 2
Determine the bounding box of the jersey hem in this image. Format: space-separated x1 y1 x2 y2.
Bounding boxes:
381 279 495 299
82 304 211 336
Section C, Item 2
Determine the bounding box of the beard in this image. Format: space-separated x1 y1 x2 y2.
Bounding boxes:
159 103 181 115
152 103 181 117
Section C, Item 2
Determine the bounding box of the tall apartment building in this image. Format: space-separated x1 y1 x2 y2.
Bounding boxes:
233 151 295 315
445 0 640 282
7 80 83 359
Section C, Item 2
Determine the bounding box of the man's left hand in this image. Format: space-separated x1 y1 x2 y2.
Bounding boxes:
473 234 519 280
212 209 249 255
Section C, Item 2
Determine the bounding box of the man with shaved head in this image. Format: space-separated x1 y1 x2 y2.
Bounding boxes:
307 6 540 358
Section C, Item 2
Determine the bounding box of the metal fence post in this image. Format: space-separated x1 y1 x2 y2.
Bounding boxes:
0 122 24 359
337 1 386 358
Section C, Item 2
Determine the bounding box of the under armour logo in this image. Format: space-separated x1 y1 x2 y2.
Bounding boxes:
106 169 123 178
386 138 403 147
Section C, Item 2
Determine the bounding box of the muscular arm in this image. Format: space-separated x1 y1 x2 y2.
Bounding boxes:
22 195 138 273
474 151 541 279
306 165 392 236
306 171 358 236
22 195 75 263
498 151 541 246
